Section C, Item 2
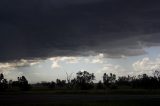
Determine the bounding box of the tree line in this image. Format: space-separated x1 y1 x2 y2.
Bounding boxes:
1 70 160 91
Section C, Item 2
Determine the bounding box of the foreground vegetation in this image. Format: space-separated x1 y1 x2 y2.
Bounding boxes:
2 99 160 106
5 101 159 106
1 70 160 106
1 70 160 92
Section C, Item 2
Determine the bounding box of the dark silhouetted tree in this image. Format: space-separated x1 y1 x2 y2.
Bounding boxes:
48 81 56 89
0 73 8 91
103 73 117 89
66 72 74 88
18 76 31 91
96 81 105 89
75 71 95 90
56 79 66 88
153 70 160 88
117 75 134 87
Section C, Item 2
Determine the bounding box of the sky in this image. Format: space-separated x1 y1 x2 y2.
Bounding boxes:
0 0 160 83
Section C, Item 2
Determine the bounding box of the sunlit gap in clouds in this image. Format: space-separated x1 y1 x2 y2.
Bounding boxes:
0 53 106 83
0 49 160 84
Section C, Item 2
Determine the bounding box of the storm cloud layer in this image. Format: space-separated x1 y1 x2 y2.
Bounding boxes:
1 0 160 62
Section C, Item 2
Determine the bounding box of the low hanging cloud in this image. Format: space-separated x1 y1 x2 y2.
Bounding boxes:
49 56 80 69
49 53 105 69
0 59 40 72
96 63 127 81
91 53 104 64
132 57 160 75
1 0 160 62
51 61 61 69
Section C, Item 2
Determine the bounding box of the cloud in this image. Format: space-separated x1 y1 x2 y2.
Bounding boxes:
49 56 80 69
59 57 80 64
132 57 160 75
96 63 127 78
49 56 80 63
1 0 160 62
0 63 16 72
51 61 61 69
0 59 40 72
49 54 104 69
91 53 104 64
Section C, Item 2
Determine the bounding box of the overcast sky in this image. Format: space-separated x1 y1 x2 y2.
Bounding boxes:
1 0 160 83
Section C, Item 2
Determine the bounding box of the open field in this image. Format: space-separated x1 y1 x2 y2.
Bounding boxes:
1 90 160 106
0 94 160 106
3 88 160 95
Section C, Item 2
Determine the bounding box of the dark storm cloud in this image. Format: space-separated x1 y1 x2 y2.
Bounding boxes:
0 0 160 62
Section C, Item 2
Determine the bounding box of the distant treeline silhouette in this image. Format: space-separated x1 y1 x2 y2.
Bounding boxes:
1 70 160 91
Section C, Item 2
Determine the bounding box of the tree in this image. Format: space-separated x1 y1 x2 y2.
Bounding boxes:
96 81 105 89
76 71 95 90
0 73 4 80
117 75 134 87
66 72 74 88
153 70 160 79
56 79 66 88
0 73 8 91
18 76 31 91
49 81 56 89
103 73 117 89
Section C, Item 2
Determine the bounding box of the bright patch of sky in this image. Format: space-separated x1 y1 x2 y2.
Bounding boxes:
1 47 160 83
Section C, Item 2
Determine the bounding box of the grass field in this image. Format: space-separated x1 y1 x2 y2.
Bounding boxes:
1 89 160 106
2 88 160 95
4 100 160 106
